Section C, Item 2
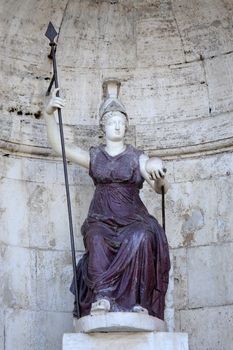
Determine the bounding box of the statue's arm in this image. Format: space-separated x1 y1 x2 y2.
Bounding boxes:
44 89 90 169
139 154 169 194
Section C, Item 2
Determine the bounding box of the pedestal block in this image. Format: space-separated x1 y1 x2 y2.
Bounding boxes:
74 312 166 332
63 332 189 350
63 313 189 350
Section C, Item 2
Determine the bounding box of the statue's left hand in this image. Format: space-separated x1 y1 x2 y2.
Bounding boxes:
145 157 165 180
153 177 169 194
145 157 169 194
139 155 170 194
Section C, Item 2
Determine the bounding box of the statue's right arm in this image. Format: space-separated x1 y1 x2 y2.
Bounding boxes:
44 89 90 169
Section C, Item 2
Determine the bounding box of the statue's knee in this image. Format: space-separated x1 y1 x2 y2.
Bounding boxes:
140 230 153 245
86 230 103 248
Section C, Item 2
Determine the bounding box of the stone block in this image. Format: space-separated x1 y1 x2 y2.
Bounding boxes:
96 2 136 69
0 177 30 247
0 1 68 63
0 245 36 309
0 0 68 115
0 155 56 185
173 152 233 183
59 68 101 125
63 331 189 350
0 310 4 350
36 250 82 312
172 0 233 61
136 0 174 21
164 308 175 333
174 310 181 331
136 112 233 154
164 179 218 248
180 305 233 350
172 248 188 310
4 309 73 350
187 243 233 308
0 162 90 250
164 256 175 331
165 258 174 310
216 176 233 242
58 0 136 70
118 62 209 126
205 53 233 114
57 182 92 251
26 181 69 250
136 17 185 67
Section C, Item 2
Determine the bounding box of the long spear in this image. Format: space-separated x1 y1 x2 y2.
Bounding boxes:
161 186 166 231
161 168 167 231
45 22 79 317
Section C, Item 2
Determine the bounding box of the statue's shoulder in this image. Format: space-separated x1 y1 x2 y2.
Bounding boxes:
89 145 102 155
89 145 105 164
127 144 144 158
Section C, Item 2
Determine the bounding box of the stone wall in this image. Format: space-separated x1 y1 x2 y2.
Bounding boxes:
0 0 233 349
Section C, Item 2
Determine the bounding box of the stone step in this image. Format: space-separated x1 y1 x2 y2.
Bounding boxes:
63 331 189 350
74 312 166 333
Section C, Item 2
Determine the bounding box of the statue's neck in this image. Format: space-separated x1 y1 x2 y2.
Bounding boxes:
105 139 126 156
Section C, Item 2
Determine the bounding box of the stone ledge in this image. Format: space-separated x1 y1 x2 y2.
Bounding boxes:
73 313 166 333
63 331 189 350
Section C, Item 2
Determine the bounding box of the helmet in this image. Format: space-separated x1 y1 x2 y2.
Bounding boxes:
99 79 128 125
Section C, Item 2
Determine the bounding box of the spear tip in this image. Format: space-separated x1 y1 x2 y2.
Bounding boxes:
45 21 58 42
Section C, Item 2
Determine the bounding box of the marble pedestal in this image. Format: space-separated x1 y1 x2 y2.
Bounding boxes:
63 313 189 350
74 312 166 333
63 332 189 350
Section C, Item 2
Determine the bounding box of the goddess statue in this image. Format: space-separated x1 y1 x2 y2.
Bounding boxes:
44 79 170 320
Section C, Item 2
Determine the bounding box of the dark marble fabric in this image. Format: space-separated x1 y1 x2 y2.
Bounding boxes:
71 144 170 320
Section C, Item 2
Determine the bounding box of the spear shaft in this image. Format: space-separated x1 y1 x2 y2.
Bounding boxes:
45 23 79 317
161 186 166 231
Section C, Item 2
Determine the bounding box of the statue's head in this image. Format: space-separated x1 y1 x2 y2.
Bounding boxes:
99 79 128 133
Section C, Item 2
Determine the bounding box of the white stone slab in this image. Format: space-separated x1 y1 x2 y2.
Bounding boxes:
172 0 233 61
187 243 233 308
180 305 233 350
63 331 189 350
5 309 73 350
74 313 166 333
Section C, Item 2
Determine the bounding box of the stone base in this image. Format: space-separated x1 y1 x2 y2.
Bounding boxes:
74 312 166 333
63 332 189 350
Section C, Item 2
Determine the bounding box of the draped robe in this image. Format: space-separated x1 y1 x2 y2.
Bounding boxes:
71 144 170 320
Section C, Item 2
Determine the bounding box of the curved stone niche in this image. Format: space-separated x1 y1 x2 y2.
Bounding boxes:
1 0 233 160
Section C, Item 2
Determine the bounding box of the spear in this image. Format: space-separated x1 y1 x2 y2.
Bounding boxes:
161 186 166 231
161 168 167 232
45 22 79 317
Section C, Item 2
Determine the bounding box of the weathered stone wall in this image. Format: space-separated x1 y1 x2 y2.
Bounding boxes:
0 1 233 349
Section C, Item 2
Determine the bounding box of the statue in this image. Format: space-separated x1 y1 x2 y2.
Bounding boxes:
44 79 170 321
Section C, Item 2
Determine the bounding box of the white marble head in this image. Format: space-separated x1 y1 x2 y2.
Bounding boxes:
101 110 128 140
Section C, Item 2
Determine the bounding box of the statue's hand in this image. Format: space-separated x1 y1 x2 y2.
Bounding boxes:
145 157 169 194
145 157 165 180
45 88 66 115
153 178 170 194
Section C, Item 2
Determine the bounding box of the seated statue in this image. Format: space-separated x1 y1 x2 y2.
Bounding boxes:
44 79 170 321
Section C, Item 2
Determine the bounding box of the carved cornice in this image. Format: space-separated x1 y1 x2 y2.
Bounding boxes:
0 111 232 161
1 137 233 161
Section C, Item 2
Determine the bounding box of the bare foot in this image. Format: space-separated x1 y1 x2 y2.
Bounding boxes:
90 299 111 315
132 305 148 314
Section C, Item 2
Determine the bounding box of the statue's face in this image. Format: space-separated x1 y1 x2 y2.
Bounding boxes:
104 112 126 141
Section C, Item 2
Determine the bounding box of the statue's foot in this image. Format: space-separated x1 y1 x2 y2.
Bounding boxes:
132 305 149 314
90 298 111 315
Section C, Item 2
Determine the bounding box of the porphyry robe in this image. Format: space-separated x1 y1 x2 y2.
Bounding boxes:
71 144 170 320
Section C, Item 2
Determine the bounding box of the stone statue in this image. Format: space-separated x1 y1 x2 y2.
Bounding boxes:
44 79 170 321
